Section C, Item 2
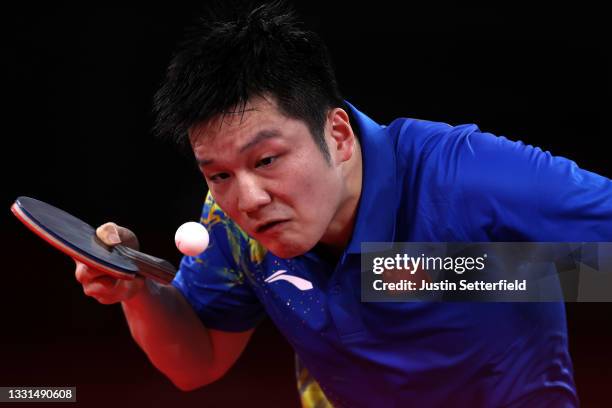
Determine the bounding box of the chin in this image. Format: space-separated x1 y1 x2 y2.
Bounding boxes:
266 240 313 259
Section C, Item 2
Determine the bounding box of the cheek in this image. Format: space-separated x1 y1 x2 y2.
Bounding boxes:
209 188 238 219
280 167 321 206
286 168 340 221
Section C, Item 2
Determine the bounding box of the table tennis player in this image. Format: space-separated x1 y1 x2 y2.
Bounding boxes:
73 2 612 407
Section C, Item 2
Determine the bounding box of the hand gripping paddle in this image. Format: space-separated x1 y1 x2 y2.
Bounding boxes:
11 196 176 284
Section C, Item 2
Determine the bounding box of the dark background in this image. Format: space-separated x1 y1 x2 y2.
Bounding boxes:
2 1 610 407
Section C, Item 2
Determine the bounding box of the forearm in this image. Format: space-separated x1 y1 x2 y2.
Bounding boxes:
121 279 220 389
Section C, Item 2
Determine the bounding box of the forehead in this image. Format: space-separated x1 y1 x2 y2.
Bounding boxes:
190 97 283 146
189 97 312 161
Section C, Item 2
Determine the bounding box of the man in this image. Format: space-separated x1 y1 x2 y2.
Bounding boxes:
74 2 612 407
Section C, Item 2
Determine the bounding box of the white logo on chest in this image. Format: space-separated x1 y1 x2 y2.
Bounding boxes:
264 270 313 291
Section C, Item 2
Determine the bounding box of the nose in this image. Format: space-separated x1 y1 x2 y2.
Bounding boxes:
236 173 271 214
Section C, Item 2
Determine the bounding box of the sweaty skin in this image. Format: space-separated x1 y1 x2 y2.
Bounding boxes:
190 95 362 260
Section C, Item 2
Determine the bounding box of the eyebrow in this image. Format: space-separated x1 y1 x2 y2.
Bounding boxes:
196 129 282 167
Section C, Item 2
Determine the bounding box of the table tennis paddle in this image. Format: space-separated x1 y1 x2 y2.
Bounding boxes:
11 196 176 284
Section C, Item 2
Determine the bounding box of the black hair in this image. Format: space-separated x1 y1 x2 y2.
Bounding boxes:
153 0 344 162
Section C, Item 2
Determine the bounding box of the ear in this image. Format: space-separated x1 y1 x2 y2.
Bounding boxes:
327 108 356 164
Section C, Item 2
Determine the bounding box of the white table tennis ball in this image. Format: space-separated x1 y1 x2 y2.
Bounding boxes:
175 222 209 256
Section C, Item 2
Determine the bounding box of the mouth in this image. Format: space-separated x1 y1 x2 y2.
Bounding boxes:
256 220 289 234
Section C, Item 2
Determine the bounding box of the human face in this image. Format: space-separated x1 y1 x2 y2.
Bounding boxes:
190 97 349 258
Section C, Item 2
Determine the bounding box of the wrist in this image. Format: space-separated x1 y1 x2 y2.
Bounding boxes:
121 277 153 307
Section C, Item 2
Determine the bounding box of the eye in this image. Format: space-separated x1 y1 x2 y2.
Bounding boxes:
208 172 230 183
256 156 277 168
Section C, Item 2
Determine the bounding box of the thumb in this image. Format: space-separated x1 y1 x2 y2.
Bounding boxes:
96 222 140 250
96 222 139 250
96 222 121 245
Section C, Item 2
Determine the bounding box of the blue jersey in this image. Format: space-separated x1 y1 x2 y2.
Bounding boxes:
172 102 612 407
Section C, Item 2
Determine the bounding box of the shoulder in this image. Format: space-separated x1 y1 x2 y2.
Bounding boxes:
385 116 547 185
384 116 490 188
387 116 478 151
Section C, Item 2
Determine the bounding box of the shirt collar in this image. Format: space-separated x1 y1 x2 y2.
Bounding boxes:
344 101 398 254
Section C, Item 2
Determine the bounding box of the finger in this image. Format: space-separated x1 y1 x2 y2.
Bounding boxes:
75 262 108 285
87 275 118 294
82 289 118 305
85 277 130 304
115 225 140 250
83 280 113 298
96 297 118 305
74 260 88 283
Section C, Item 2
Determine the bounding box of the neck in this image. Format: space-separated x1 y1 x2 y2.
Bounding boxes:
319 138 363 256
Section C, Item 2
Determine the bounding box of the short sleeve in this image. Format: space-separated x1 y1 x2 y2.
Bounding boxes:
450 127 612 241
171 192 266 332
